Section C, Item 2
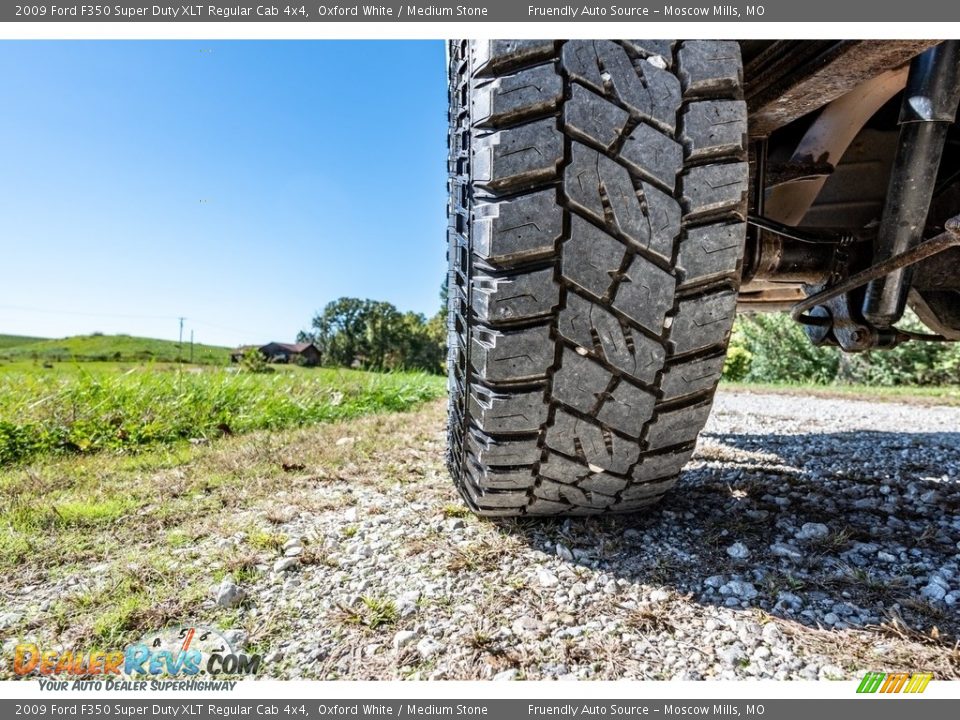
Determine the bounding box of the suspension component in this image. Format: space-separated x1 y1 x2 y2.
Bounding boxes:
862 41 960 328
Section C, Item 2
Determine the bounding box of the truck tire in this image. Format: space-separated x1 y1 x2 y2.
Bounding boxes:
446 40 748 516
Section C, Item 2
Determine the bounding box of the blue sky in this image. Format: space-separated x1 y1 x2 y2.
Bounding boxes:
0 40 448 347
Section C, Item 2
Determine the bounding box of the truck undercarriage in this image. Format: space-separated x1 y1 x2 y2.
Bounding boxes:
740 40 960 350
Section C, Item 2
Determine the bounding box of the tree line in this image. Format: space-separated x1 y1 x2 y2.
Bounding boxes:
724 312 960 386
298 297 446 373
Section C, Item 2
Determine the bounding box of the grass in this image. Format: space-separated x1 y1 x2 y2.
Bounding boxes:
720 380 960 406
0 334 47 350
0 364 445 465
0 333 231 365
0 399 448 661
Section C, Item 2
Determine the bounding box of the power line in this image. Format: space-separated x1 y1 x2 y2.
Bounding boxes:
0 304 178 321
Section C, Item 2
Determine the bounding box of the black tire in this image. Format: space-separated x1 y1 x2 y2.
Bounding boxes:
446 40 748 516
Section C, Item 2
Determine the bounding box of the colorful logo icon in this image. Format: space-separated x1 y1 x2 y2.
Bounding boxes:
13 625 261 677
857 671 932 694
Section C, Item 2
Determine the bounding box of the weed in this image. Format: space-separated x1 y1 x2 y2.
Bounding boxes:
246 530 287 553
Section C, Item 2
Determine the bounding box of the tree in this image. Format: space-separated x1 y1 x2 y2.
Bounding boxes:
300 297 370 369
301 297 445 373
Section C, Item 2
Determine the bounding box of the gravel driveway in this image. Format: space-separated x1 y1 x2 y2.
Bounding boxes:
228 389 959 680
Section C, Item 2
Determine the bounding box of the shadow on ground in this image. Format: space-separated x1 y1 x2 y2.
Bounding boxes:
497 430 960 641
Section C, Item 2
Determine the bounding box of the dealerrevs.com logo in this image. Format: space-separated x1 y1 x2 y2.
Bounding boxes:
13 626 262 686
857 672 933 694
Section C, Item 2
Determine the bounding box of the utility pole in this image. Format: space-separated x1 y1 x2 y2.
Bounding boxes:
178 316 185 364
190 330 194 364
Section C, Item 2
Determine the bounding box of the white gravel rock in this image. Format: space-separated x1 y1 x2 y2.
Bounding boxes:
215 580 246 608
770 543 804 560
726 542 750 559
393 630 417 652
416 637 442 659
649 589 671 604
273 557 299 573
555 543 574 562
796 523 830 541
537 569 559 588
920 583 947 602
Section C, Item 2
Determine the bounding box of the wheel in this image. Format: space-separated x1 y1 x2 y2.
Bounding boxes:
446 40 749 516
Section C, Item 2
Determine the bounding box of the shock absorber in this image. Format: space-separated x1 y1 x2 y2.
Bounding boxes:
863 41 960 328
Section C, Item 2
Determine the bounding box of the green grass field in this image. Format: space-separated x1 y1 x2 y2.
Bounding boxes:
0 333 231 365
719 380 960 406
0 333 47 349
0 363 445 465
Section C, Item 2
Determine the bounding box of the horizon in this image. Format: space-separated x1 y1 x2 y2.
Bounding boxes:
0 41 448 347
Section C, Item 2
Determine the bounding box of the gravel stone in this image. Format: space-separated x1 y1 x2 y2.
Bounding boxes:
393 630 418 652
215 580 245 608
770 543 804 561
726 542 750 559
273 557 299 573
556 543 574 562
796 523 830 541
79 390 956 682
537 569 559 588
920 583 947 602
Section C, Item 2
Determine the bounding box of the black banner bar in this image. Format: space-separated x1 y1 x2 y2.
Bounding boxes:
3 1 960 22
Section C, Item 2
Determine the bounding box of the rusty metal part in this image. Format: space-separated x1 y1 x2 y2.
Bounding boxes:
743 217 870 285
746 40 939 138
863 40 960 328
738 284 807 313
763 68 911 226
792 215 960 328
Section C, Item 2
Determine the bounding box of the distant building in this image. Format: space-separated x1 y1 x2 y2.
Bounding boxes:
231 342 321 367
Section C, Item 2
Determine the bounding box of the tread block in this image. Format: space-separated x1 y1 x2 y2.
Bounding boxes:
468 386 548 434
557 293 665 385
535 478 616 509
525 497 570 514
671 290 738 355
677 223 744 286
645 402 712 452
474 119 563 192
540 451 590 484
640 182 683 259
611 255 676 334
462 480 530 510
566 143 677 259
472 267 559 324
579 472 629 495
661 354 726 400
622 40 675 66
631 448 693 482
552 348 611 414
564 83 630 151
677 41 743 98
474 190 561 266
682 162 749 219
467 429 540 467
545 409 639 474
466 462 536 491
620 122 683 189
540 452 628 496
618 476 676 504
681 100 748 161
563 40 682 132
562 216 625 299
473 64 563 126
474 40 556 76
597 379 656 438
471 325 554 382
